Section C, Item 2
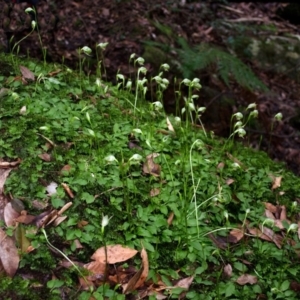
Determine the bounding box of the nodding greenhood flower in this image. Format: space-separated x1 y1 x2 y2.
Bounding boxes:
152 75 162 83
232 162 240 169
11 92 19 100
152 101 163 111
31 20 36 30
191 78 202 89
182 78 191 86
130 53 136 61
116 74 125 81
274 112 283 121
223 211 229 221
132 128 143 134
138 67 147 75
39 126 50 131
234 121 243 129
246 103 256 110
250 109 258 118
85 112 91 124
262 218 275 227
126 80 132 90
104 155 118 163
162 78 169 85
174 116 181 125
97 42 108 50
160 63 170 71
136 57 145 66
81 46 92 56
197 107 206 113
188 102 196 111
235 128 246 138
233 112 243 120
95 78 101 87
129 154 143 163
101 214 112 234
25 7 35 14
287 223 298 233
87 129 95 137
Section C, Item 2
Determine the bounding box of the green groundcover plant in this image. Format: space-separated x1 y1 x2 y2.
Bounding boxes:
1 30 300 299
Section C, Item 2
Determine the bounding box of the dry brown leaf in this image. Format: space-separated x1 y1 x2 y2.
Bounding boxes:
20 65 35 81
175 276 194 289
78 220 89 228
60 164 72 174
15 213 36 225
280 205 287 220
4 203 20 227
217 162 225 169
166 117 175 132
61 183 74 198
264 202 277 214
124 247 149 293
73 239 84 249
0 159 21 169
260 226 283 248
226 178 235 185
208 233 228 249
0 228 20 277
247 227 272 242
143 153 161 177
175 276 194 300
53 216 68 226
229 228 244 243
58 202 73 215
236 274 257 285
271 176 282 190
265 209 275 220
149 188 160 197
223 264 232 278
38 153 52 162
167 212 174 226
91 244 138 264
31 199 48 210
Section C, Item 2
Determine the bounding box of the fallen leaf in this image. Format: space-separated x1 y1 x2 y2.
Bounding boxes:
223 264 232 278
0 228 20 277
38 153 51 162
271 176 282 190
4 203 20 227
150 188 160 197
20 65 35 81
167 212 174 226
123 247 149 293
175 276 194 299
217 162 225 169
236 274 257 285
166 117 175 132
61 183 74 198
91 244 138 264
264 202 277 214
229 228 244 243
226 178 234 185
143 153 161 177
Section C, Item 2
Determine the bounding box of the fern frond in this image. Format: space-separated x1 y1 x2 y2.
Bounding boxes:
176 40 267 92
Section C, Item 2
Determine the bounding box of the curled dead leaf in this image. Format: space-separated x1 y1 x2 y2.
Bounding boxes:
236 274 257 285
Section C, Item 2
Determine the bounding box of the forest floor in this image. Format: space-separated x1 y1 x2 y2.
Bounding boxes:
1 0 300 174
